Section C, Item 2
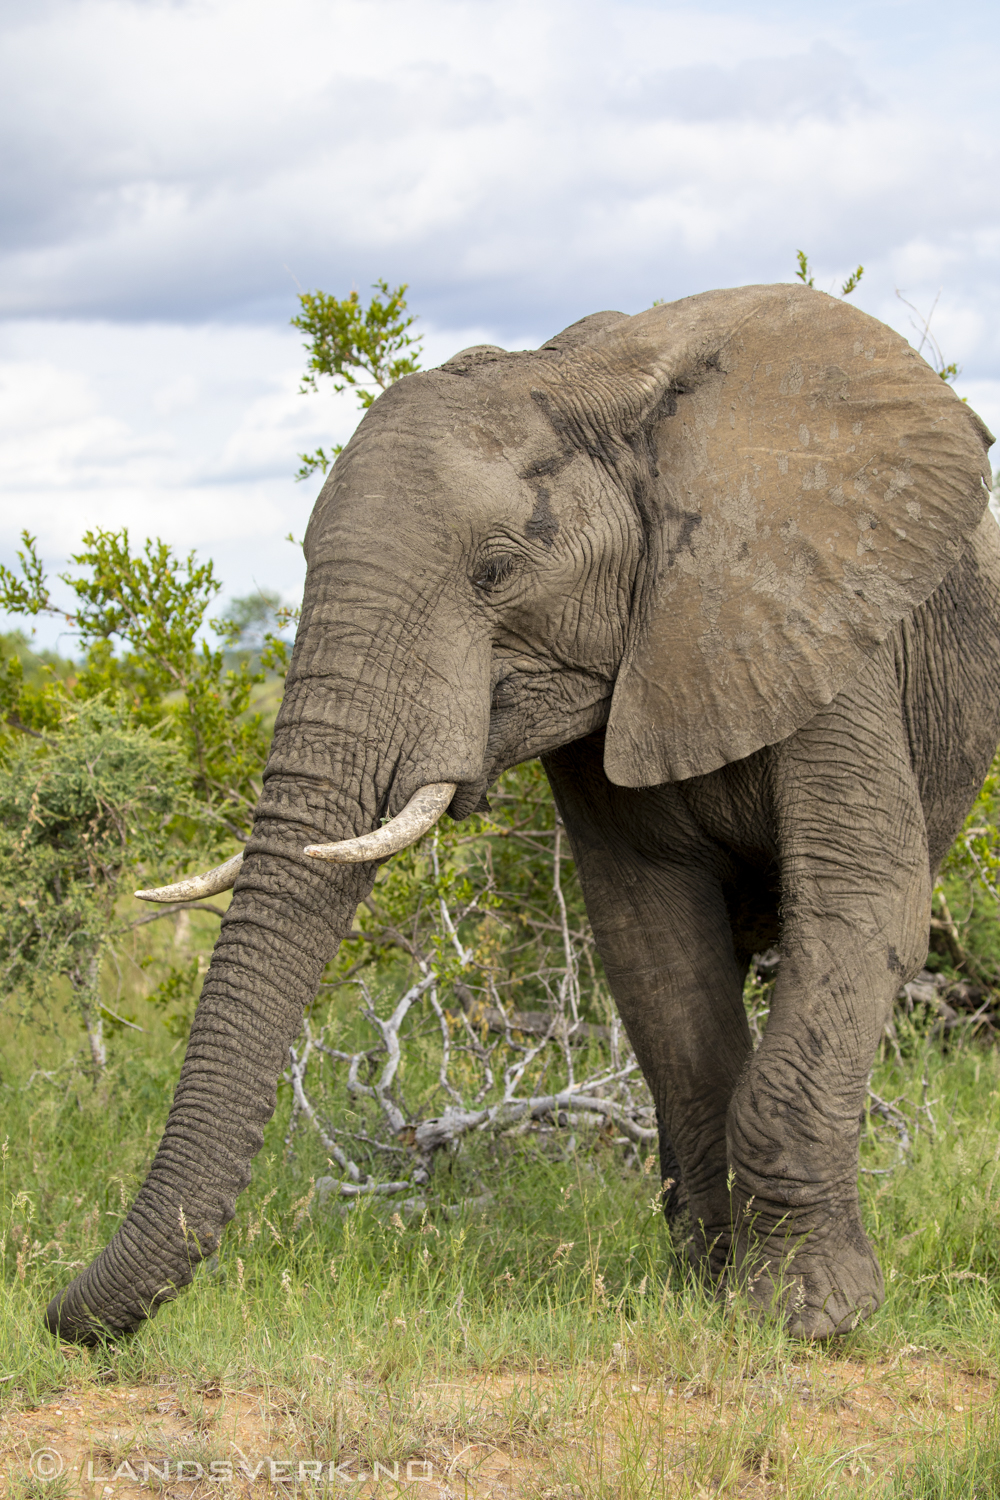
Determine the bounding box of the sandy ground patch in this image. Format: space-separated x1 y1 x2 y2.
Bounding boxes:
1 1353 993 1498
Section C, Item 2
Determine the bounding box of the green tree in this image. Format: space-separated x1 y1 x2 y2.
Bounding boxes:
0 528 281 848
292 279 423 482
220 588 284 654
0 698 193 1070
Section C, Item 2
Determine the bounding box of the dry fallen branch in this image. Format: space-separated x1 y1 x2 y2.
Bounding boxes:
281 811 654 1198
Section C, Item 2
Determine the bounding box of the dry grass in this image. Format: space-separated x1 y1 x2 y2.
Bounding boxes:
1 1347 995 1499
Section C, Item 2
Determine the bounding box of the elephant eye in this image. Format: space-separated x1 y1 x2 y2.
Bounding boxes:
472 553 518 593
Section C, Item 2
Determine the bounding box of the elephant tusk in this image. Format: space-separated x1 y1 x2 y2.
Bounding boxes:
133 783 458 896
134 851 245 903
304 782 458 863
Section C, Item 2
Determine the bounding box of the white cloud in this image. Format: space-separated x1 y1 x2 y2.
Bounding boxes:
1 0 999 646
0 0 995 332
0 316 526 645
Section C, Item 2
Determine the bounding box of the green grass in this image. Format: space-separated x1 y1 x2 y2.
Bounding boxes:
4 892 1000 1497
3 984 1000 1495
883 1419 1000 1499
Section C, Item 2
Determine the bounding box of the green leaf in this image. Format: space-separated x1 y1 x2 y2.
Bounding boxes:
0 532 52 616
840 264 864 297
291 280 423 480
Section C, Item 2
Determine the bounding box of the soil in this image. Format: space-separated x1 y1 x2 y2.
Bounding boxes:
0 1352 992 1498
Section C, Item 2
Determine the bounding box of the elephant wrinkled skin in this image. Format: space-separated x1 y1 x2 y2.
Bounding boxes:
46 284 1000 1343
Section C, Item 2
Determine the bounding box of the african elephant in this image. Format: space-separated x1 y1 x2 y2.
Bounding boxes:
46 283 1000 1343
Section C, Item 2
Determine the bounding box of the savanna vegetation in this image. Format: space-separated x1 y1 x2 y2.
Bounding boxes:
3 280 1000 1496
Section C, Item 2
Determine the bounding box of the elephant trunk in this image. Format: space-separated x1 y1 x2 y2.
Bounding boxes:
45 544 490 1343
45 810 374 1342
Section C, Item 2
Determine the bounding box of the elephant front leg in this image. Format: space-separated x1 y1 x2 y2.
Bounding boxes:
727 668 932 1338
543 739 753 1274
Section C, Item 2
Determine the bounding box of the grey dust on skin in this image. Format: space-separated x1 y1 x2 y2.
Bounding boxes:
46 283 1000 1344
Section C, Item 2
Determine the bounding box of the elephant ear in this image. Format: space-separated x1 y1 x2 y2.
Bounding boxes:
559 285 994 785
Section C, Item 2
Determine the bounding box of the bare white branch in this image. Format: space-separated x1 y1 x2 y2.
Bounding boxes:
282 785 657 1204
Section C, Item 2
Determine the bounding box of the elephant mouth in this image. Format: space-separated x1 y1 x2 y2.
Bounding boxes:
447 777 494 820
136 677 531 904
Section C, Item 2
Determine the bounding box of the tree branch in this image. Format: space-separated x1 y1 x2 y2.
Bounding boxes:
122 900 228 929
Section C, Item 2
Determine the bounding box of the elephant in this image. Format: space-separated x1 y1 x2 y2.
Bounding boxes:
45 282 1000 1344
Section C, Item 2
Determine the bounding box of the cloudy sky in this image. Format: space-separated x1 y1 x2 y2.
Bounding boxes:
2 0 998 646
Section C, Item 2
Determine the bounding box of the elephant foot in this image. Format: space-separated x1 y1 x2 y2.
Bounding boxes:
735 1208 884 1339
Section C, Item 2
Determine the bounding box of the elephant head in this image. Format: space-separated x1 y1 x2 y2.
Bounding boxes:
46 284 991 1342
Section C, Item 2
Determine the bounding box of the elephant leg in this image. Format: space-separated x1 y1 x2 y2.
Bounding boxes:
726 652 931 1338
543 736 753 1270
